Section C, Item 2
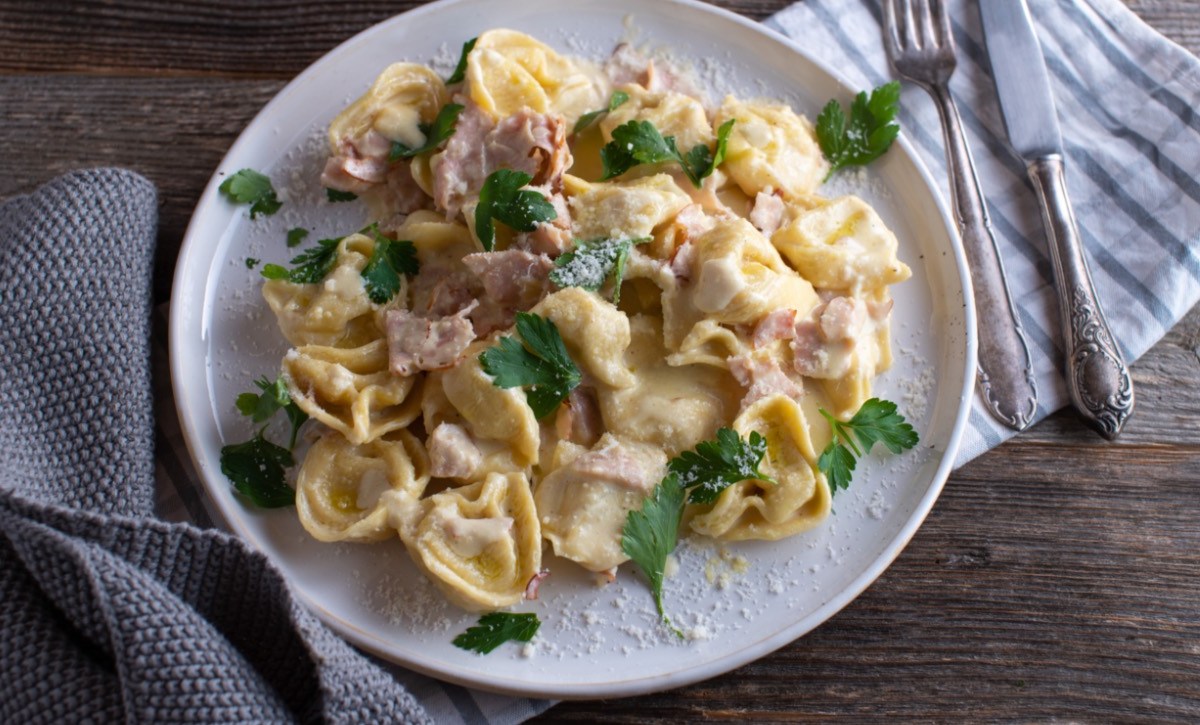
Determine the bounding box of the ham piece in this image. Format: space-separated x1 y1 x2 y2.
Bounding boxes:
385 302 477 376
461 250 554 309
728 351 805 409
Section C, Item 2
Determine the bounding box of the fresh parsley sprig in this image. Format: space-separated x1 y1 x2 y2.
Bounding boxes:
445 37 477 85
549 236 649 303
452 612 540 654
600 118 734 189
621 427 773 632
219 168 282 219
479 312 581 419
388 103 465 161
817 397 919 495
361 226 419 304
573 90 631 134
815 81 901 181
235 375 309 450
220 430 295 508
261 237 340 284
670 428 774 505
621 474 686 635
474 169 558 252
326 188 357 203
286 227 309 248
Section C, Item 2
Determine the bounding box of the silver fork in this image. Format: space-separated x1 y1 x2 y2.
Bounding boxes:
883 0 1038 432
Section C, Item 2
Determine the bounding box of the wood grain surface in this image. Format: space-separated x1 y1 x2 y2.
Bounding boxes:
2 1 1197 721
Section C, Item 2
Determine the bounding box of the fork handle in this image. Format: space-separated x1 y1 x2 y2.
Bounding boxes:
929 83 1038 431
1027 155 1134 439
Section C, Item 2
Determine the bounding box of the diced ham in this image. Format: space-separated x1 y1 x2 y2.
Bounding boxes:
604 43 651 87
673 204 716 243
753 308 797 348
524 569 549 601
462 250 554 309
385 302 477 376
409 261 480 317
790 296 867 379
749 191 786 236
431 103 572 218
554 386 603 447
427 422 482 479
729 351 804 409
321 129 394 193
668 241 695 281
867 297 894 322
570 441 659 493
518 188 573 256
375 160 428 217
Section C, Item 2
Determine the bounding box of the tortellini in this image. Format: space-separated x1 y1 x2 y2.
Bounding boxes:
262 233 379 348
715 96 828 199
467 29 607 124
284 339 421 445
296 430 430 542
530 288 637 389
329 62 448 151
401 471 542 611
564 173 692 241
771 195 912 291
535 434 667 572
689 394 831 541
600 86 714 154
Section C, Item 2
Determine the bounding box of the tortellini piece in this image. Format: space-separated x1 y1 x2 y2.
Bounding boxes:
688 394 831 541
296 431 430 542
262 233 379 348
423 341 541 479
329 62 448 151
599 315 740 456
564 173 692 241
467 29 606 123
535 434 667 572
600 86 713 155
771 195 912 291
401 471 542 611
284 339 421 445
715 96 827 199
530 288 636 389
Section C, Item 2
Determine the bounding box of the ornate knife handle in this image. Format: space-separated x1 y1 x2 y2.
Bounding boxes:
1027 155 1134 439
931 84 1038 431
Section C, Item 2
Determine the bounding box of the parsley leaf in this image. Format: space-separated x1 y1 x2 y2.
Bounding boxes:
219 169 282 219
600 119 734 188
474 170 557 251
286 227 309 248
621 474 686 635
220 430 295 508
262 237 340 284
549 236 649 303
572 90 631 134
361 228 419 304
445 37 477 85
815 81 901 181
670 428 774 505
479 311 581 419
235 375 309 450
245 258 260 269
389 103 465 160
326 188 357 202
818 397 918 495
452 612 540 654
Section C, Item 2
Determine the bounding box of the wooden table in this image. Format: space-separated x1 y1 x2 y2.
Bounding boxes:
3 1 1197 720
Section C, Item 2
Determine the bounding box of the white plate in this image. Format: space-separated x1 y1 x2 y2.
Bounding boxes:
170 0 975 700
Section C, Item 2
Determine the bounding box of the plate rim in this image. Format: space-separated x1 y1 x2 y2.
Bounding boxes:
169 0 978 700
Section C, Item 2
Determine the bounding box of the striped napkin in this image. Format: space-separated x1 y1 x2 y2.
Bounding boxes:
767 0 1200 465
147 1 1200 722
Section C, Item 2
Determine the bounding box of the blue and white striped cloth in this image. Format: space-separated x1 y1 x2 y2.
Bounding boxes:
768 0 1200 466
150 1 1199 721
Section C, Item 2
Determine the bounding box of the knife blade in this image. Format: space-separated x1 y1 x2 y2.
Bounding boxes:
979 0 1135 439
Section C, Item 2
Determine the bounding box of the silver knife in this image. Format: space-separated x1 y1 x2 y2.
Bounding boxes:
979 0 1134 439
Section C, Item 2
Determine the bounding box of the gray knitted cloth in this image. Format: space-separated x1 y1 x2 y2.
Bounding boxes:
0 169 430 724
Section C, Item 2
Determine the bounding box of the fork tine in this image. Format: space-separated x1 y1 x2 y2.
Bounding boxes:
900 0 921 50
931 0 955 52
883 0 902 56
